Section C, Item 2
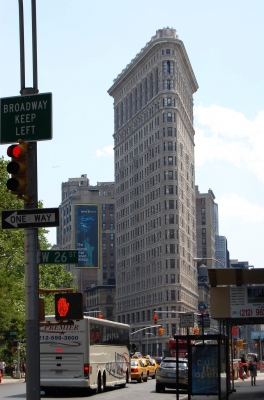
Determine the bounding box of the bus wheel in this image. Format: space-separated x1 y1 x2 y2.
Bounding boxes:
97 373 103 393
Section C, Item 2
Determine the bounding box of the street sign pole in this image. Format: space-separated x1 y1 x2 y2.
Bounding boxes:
19 1 40 399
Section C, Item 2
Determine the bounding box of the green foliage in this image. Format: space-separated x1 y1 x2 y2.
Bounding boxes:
0 157 76 363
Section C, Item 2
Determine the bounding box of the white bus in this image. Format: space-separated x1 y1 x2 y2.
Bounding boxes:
40 316 130 396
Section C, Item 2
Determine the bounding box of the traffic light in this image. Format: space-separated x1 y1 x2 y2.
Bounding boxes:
158 327 164 336
6 139 29 199
154 314 158 325
98 313 103 319
236 338 243 350
193 327 200 335
55 292 83 320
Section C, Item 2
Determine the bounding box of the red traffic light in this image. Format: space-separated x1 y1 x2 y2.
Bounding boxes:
55 293 83 320
153 314 158 324
6 140 28 197
98 313 103 319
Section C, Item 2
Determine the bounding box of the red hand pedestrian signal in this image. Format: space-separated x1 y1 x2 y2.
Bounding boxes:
55 293 83 320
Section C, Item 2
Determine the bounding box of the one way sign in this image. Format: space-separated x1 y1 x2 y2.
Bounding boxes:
1 208 60 229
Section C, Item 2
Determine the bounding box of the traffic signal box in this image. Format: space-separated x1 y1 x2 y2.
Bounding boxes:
154 314 158 325
55 292 83 321
158 327 164 336
6 139 29 201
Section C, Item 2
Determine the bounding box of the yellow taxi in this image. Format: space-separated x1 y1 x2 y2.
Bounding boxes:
130 358 148 383
149 357 159 373
140 356 156 379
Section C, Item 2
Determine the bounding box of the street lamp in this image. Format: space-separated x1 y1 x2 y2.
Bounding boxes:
146 333 158 357
193 257 226 268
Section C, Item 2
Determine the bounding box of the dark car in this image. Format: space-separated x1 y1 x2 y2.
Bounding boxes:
156 357 188 392
153 356 163 365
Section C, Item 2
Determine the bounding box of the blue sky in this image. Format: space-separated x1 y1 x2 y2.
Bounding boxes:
1 0 264 267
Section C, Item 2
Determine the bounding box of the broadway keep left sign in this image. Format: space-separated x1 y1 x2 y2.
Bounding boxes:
0 92 52 143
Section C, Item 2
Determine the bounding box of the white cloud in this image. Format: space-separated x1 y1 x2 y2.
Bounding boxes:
94 145 114 158
194 105 264 184
217 193 264 223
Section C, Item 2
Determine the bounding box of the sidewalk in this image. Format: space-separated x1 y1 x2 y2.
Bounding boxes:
0 375 25 384
182 372 264 400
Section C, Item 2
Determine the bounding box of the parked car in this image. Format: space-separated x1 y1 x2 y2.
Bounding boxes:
153 356 163 365
156 357 188 392
130 358 148 383
149 358 160 373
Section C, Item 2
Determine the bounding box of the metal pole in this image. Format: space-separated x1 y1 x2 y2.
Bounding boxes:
18 1 40 399
16 341 21 378
18 0 25 91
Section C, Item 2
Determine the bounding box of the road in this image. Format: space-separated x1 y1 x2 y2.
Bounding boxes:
1 378 187 399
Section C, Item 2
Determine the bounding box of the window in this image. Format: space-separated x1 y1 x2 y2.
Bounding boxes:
166 49 170 54
103 243 106 250
201 198 205 205
202 218 206 225
167 98 172 106
202 238 206 245
110 233 114 240
170 259 175 268
171 290 176 300
103 273 107 279
110 243 114 250
202 248 207 256
102 223 106 230
103 262 107 269
168 185 173 194
110 224 114 230
168 171 173 180
167 127 172 136
166 61 171 74
110 262 114 269
169 214 174 224
109 204 114 210
170 244 175 254
169 200 174 209
102 213 106 220
167 80 171 90
201 208 205 215
102 204 106 211
102 233 106 240
169 229 175 239
168 156 173 165
202 228 206 235
109 213 114 220
168 142 173 151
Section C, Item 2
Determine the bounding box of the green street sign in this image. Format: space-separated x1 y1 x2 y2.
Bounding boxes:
39 250 79 264
0 92 52 144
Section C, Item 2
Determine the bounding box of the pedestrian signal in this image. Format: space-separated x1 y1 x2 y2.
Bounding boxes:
55 292 83 320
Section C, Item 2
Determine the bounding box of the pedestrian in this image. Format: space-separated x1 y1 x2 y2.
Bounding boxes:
0 359 6 377
240 353 248 377
249 355 257 386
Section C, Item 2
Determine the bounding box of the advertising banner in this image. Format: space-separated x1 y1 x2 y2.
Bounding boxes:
73 204 99 268
191 345 218 394
230 286 264 318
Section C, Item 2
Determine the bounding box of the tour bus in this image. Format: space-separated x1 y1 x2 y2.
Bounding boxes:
40 316 130 396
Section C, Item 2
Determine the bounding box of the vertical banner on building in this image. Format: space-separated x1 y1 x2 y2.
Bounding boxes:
191 345 218 394
73 204 99 268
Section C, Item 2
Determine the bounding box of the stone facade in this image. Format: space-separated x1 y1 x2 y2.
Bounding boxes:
108 28 199 355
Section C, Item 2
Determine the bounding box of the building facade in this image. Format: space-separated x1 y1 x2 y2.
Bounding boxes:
57 175 116 303
108 28 199 354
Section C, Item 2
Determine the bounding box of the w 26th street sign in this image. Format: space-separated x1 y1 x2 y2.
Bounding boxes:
1 208 59 229
39 250 78 264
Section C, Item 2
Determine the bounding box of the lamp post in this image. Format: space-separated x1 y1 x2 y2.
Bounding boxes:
146 333 158 357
